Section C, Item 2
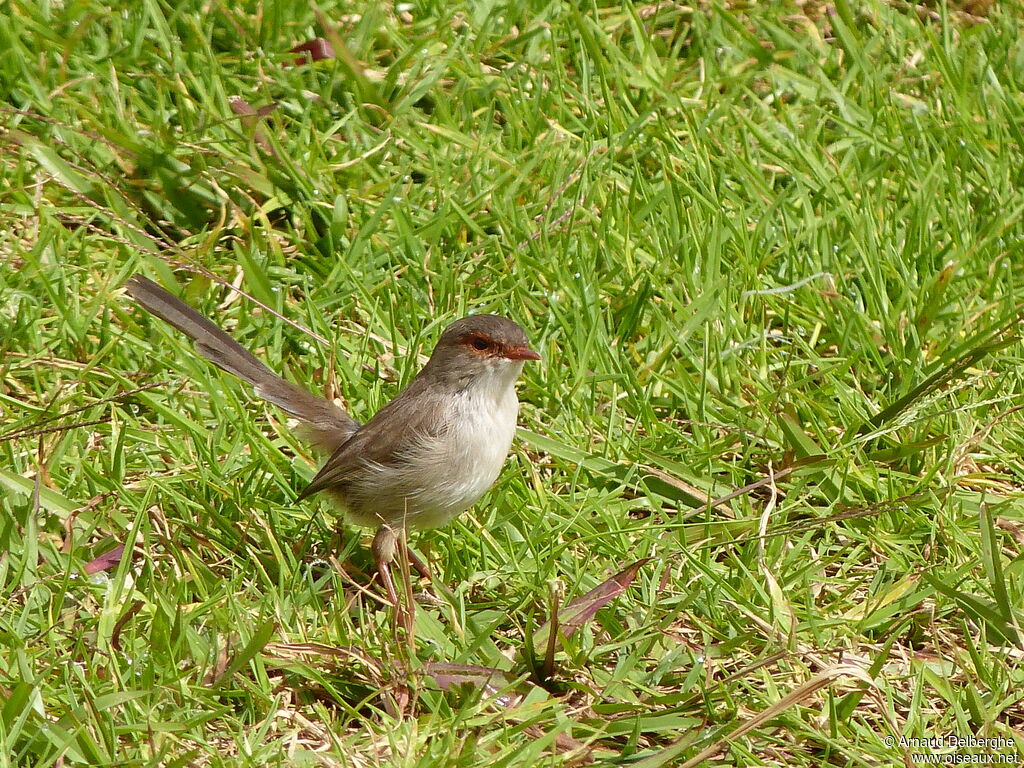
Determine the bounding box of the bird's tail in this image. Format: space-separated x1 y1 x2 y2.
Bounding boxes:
125 274 358 452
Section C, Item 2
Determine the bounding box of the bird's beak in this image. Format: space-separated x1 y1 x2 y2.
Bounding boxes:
503 345 541 361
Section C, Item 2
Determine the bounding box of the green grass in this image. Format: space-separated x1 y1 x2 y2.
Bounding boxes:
3 0 1024 764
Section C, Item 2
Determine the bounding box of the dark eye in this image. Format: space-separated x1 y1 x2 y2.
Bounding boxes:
471 336 489 351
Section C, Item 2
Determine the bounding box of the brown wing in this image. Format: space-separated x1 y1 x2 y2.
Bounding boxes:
295 376 448 501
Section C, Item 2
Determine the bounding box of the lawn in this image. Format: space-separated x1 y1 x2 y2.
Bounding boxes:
3 0 1024 765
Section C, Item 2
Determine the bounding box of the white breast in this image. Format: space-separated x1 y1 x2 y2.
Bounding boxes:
408 360 523 528
336 358 525 531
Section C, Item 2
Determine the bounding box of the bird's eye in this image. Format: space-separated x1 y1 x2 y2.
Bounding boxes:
471 336 489 351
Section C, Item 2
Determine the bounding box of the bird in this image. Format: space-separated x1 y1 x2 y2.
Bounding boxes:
123 274 540 607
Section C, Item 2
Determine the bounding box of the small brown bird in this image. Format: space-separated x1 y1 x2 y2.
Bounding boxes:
124 275 539 605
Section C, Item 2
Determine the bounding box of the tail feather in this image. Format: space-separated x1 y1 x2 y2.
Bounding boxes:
125 274 358 453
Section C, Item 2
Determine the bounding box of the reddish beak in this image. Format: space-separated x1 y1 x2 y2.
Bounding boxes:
503 345 541 361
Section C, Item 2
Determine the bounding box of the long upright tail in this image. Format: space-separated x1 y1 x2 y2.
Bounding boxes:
125 274 358 452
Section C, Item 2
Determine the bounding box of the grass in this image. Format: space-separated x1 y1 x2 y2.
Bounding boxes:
3 0 1024 764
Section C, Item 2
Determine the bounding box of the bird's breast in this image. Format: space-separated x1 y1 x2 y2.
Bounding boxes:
334 370 523 531
407 383 519 528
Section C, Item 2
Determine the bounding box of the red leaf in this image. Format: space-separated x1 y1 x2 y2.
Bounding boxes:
288 38 335 66
83 544 125 575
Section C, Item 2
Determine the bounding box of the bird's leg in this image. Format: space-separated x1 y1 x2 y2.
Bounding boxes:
374 524 417 638
406 547 432 581
370 525 414 713
372 524 399 608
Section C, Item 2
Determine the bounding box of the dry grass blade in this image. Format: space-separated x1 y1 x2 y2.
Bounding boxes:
0 382 163 443
653 665 881 768
265 642 386 686
422 662 519 700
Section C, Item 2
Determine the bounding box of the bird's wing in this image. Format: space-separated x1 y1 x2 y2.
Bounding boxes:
296 377 448 500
